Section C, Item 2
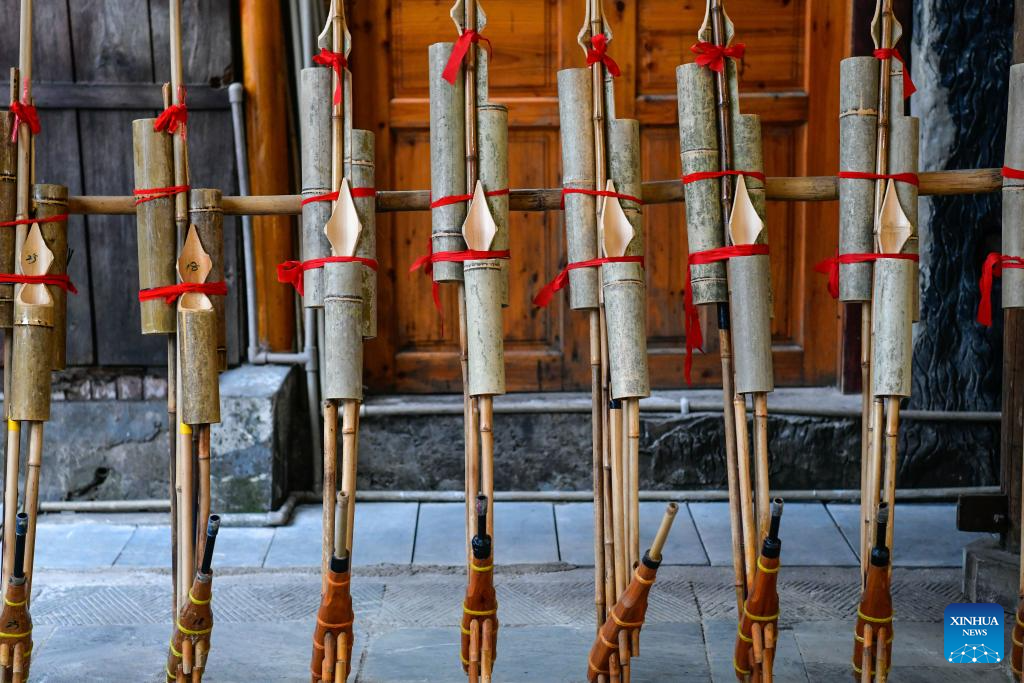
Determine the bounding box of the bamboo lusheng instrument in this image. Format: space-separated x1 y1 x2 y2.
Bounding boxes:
0 513 32 683
0 108 16 328
166 515 219 683
853 503 892 682
311 493 354 683
733 499 783 682
587 503 677 683
461 495 498 681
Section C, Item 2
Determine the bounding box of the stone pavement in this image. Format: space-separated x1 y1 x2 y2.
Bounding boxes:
20 502 1012 681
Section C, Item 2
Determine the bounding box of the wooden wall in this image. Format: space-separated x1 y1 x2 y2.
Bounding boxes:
351 0 850 393
0 0 242 367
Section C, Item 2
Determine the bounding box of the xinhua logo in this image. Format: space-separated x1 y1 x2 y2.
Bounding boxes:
943 603 1003 663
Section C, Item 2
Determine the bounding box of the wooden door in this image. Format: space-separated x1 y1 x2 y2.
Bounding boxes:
351 1 848 393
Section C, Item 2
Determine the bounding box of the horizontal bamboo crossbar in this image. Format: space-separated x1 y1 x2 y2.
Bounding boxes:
67 168 1000 216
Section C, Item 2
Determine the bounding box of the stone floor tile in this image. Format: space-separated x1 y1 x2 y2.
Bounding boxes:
356 627 467 682
211 526 275 568
777 502 858 566
828 503 995 567
32 624 169 682
411 503 464 565
33 523 136 569
704 619 807 682
414 503 559 565
554 502 708 566
686 503 735 567
114 525 170 568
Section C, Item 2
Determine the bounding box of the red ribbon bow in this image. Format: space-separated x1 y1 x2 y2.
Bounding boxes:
313 48 348 105
277 256 379 296
683 244 769 384
9 99 40 144
442 30 492 85
586 34 621 78
139 281 227 305
532 256 644 308
813 251 919 300
690 41 746 73
410 240 510 314
873 48 916 99
154 89 188 138
977 253 1024 327
0 273 77 294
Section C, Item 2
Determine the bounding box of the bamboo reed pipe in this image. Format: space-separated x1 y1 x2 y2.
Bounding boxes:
2 421 18 587
865 397 885 581
754 393 770 539
719 327 746 611
21 421 42 601
194 425 211 571
179 423 193 610
602 459 615 620
860 304 871 581
299 67 332 309
0 109 16 328
734 395 756 588
1003 63 1024 307
609 401 626 599
882 398 899 560
628 400 640 576
591 310 606 626
341 399 359 556
479 396 495 540
63 169 1003 217
322 399 337 590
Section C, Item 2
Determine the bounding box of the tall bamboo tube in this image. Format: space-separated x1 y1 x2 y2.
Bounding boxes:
0 111 16 328
429 43 467 283
300 67 332 309
190 189 226 371
22 421 42 600
1003 63 1024 308
346 130 377 339
32 185 68 370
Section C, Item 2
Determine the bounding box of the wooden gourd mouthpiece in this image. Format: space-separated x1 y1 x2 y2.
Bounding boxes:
600 180 634 258
325 177 363 257
177 225 213 310
18 223 53 307
461 180 498 251
877 179 911 254
728 175 764 246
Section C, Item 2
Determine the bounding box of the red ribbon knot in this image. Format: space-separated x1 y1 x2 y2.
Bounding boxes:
300 187 376 207
691 41 746 73
442 30 493 85
681 170 766 185
154 88 188 138
430 188 508 209
683 244 769 384
0 213 68 229
277 256 379 296
873 48 916 98
586 35 621 78
813 251 919 300
138 281 227 305
9 100 40 144
532 256 644 308
0 273 77 294
1003 166 1024 181
977 253 1024 327
837 171 919 186
410 240 510 314
134 185 190 205
313 48 348 105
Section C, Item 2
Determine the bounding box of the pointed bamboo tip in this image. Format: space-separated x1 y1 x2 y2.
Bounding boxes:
600 179 634 258
461 180 498 251
325 177 363 257
728 175 764 246
877 179 912 254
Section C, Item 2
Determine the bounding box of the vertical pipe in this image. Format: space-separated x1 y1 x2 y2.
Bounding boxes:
21 421 41 602
734 396 755 587
322 399 337 591
2 420 19 587
341 399 359 557
754 393 770 539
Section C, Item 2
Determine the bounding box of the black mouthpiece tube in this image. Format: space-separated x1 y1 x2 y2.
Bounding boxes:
200 514 221 575
871 503 891 567
761 498 784 559
12 513 28 580
472 495 492 560
717 302 730 331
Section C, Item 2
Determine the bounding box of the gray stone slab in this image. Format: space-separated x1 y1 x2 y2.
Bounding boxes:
114 525 171 568
211 526 275 568
33 523 135 569
828 503 992 567
264 503 418 567
32 623 168 682
554 502 708 566
689 502 856 568
357 626 471 682
704 619 807 682
413 502 559 566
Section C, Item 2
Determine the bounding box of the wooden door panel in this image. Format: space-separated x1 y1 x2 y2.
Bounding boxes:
363 0 848 393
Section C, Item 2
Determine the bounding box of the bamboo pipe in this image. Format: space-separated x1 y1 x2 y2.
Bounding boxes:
479 396 495 540
341 399 359 556
2 420 18 587
882 398 899 563
591 313 606 625
628 400 640 579
62 169 1003 217
859 306 871 581
322 399 338 591
609 401 626 599
865 398 885 583
179 423 193 610
21 421 41 601
754 393 770 539
733 395 756 589
194 425 211 571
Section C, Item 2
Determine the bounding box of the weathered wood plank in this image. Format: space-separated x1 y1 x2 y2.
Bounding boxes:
33 83 229 110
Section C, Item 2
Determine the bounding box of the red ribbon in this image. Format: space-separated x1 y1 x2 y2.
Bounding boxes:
133 185 190 205
430 188 508 209
9 100 40 144
277 256 379 296
691 41 746 73
873 48 916 99
681 170 766 185
1003 166 1024 180
837 171 919 186
139 280 227 305
683 244 769 384
560 187 643 210
532 256 644 308
442 30 493 85
313 48 348 105
0 214 68 228
586 35 621 78
154 88 188 138
0 273 77 294
410 240 510 313
300 187 376 206
977 253 1024 327
813 251 919 300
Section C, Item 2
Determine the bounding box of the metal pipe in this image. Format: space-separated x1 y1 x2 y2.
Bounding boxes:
298 0 314 65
